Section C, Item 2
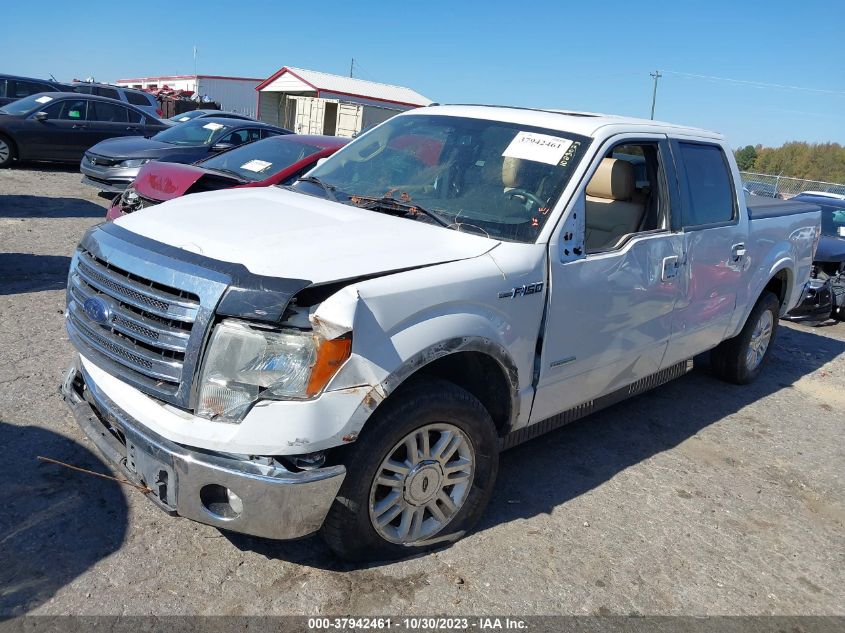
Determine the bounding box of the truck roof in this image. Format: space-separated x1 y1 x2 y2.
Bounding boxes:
417 104 724 141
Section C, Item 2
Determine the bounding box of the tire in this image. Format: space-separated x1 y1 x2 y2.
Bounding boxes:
320 378 499 562
0 134 15 168
711 291 780 385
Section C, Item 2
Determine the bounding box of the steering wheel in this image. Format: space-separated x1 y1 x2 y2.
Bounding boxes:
504 188 545 209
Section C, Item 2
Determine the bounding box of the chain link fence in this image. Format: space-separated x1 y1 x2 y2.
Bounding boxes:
740 171 845 199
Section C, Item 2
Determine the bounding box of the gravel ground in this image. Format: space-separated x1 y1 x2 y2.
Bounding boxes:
1 165 843 617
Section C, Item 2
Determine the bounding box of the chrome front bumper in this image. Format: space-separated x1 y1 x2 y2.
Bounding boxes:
80 162 141 192
60 358 345 540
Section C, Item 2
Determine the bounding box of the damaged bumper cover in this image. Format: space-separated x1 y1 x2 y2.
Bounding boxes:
784 277 833 322
60 358 345 540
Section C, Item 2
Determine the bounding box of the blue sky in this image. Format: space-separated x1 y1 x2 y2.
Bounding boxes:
7 0 844 147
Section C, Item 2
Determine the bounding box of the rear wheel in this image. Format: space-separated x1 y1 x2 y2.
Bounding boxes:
321 379 499 561
711 291 780 385
0 135 15 167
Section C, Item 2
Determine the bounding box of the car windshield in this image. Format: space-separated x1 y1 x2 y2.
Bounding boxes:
169 110 207 123
0 93 56 115
820 204 845 238
199 137 323 182
152 119 233 145
295 114 590 242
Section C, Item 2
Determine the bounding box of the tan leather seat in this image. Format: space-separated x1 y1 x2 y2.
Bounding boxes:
585 158 645 251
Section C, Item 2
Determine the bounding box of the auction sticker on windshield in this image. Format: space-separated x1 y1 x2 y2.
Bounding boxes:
35 96 53 104
241 159 272 173
503 131 573 165
203 122 224 131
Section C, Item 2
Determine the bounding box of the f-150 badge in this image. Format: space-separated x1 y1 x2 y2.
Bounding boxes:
498 282 543 299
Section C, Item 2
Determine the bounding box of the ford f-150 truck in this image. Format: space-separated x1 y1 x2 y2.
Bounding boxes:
61 105 820 561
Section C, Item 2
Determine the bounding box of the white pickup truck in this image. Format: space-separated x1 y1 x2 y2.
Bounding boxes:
61 105 820 561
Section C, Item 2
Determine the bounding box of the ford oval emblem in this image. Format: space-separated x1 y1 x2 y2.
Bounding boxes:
83 296 111 324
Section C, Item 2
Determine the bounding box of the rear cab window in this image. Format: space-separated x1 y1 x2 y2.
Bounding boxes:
674 141 736 228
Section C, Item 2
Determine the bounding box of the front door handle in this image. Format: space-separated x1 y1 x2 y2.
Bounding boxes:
662 255 680 281
72 123 87 129
126 126 139 131
732 243 747 261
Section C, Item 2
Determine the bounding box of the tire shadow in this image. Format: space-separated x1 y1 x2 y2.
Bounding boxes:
0 421 129 615
0 253 72 295
224 324 844 569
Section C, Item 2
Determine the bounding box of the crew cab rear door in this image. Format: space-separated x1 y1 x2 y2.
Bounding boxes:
660 138 749 367
531 134 685 422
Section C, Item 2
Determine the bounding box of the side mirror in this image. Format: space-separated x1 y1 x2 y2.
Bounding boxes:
211 142 235 152
35 111 48 122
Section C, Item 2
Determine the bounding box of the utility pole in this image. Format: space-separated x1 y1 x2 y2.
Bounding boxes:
349 58 354 78
650 70 662 120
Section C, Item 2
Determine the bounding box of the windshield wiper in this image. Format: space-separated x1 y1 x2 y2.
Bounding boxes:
349 195 450 228
297 176 337 201
206 167 248 181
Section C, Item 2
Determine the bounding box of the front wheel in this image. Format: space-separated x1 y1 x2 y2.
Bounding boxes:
711 291 780 385
320 379 499 561
0 135 15 168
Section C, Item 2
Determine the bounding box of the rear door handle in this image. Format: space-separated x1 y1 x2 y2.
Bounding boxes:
662 255 680 281
126 126 139 131
732 243 747 261
72 124 87 129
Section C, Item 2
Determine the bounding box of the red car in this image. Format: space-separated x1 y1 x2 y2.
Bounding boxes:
107 134 348 220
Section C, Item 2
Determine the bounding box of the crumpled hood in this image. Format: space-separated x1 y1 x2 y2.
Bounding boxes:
115 187 500 283
133 162 231 202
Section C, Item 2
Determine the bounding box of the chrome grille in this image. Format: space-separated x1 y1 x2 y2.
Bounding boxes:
66 248 203 400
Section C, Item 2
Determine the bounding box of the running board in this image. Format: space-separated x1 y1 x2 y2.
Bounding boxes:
501 359 694 450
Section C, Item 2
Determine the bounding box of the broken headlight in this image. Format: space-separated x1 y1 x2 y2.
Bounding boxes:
196 319 351 422
119 186 143 214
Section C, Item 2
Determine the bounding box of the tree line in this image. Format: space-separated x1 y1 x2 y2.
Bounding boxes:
734 142 845 184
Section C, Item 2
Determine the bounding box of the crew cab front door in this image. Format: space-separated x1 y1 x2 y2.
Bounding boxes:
531 135 685 422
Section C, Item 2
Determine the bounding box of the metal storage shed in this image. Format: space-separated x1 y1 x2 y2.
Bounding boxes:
256 67 432 137
116 75 264 117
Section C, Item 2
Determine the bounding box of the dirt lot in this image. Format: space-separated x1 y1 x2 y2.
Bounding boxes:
1 165 843 617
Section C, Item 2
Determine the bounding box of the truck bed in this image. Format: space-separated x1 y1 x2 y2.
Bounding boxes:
746 196 820 220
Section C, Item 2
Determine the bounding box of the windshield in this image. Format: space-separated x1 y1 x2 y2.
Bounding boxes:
152 119 233 145
169 110 206 123
820 204 845 238
199 137 323 182
0 93 56 116
296 114 590 242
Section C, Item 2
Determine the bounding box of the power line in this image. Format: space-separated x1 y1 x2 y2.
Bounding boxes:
661 70 845 95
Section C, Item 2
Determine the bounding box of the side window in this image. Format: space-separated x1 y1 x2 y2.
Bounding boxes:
126 108 143 124
584 142 667 253
43 99 88 120
125 91 152 107
245 128 264 142
676 142 735 227
0 80 6 98
15 80 43 98
222 129 258 146
261 129 279 139
88 101 129 122
95 86 121 100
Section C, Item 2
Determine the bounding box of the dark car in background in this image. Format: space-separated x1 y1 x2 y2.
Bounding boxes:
107 134 348 219
0 73 72 106
0 92 168 168
81 117 291 191
169 109 255 123
71 82 162 119
786 193 845 322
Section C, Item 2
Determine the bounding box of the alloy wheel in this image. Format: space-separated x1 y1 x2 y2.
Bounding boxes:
368 423 475 544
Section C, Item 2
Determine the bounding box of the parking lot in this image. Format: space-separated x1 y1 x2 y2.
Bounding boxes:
1 165 843 617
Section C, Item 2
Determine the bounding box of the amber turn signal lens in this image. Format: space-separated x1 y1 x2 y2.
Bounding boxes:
306 336 352 396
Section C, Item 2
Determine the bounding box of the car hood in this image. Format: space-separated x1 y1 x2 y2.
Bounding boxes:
816 235 845 263
133 162 237 202
87 136 205 159
114 187 500 283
